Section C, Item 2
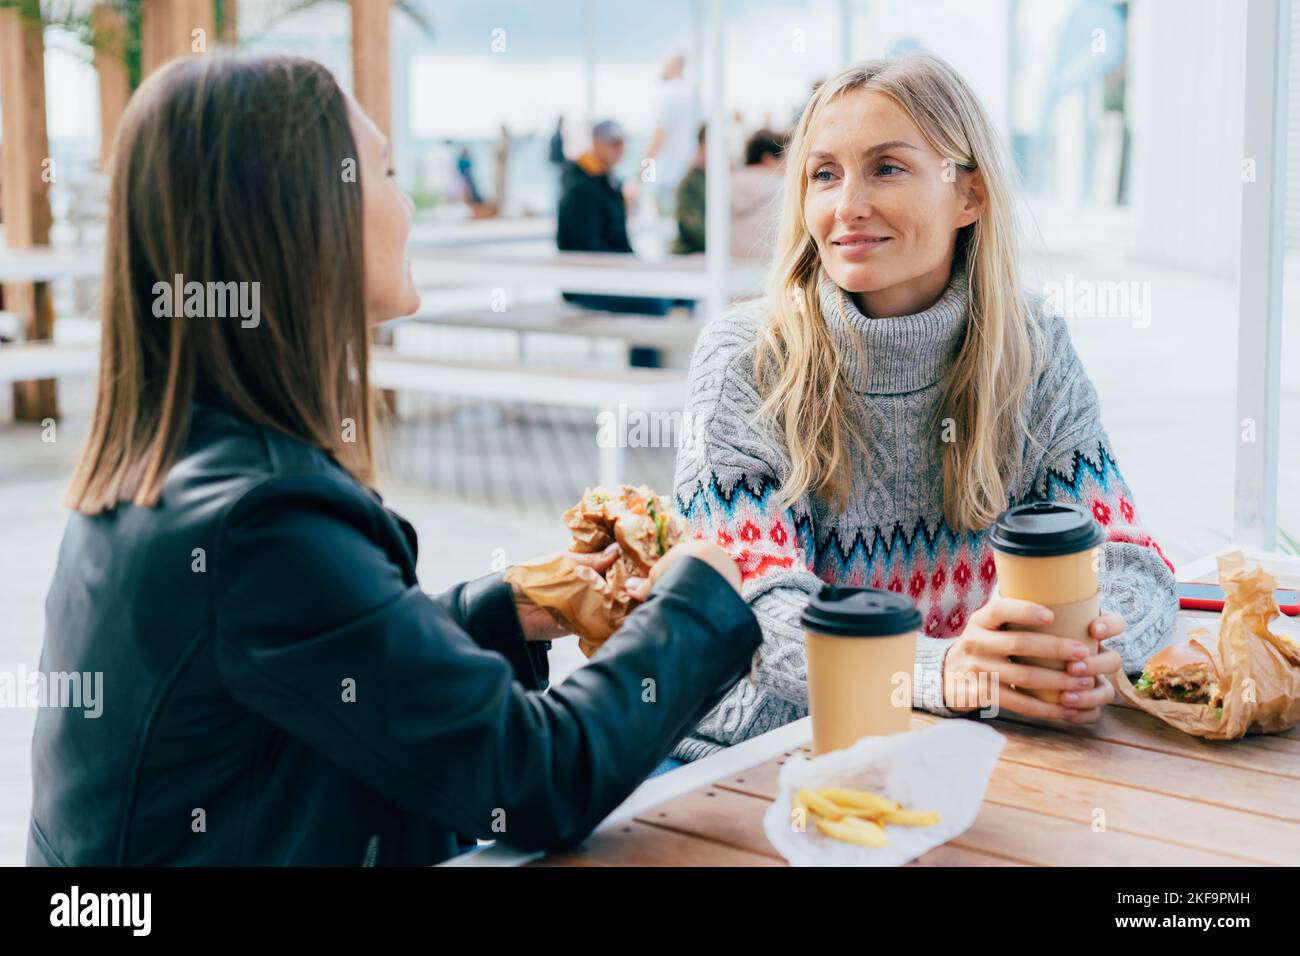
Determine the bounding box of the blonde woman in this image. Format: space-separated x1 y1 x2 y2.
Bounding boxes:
669 55 1177 762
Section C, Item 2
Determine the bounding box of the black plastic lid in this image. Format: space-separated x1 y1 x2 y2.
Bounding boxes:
988 501 1105 557
800 585 922 637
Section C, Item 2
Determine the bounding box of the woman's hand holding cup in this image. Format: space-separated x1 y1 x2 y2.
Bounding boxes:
941 596 1125 723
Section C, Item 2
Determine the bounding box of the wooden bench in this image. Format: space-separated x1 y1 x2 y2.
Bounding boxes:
408 247 767 300
404 217 556 250
0 341 99 384
396 302 703 355
0 334 688 489
0 247 103 283
370 345 687 487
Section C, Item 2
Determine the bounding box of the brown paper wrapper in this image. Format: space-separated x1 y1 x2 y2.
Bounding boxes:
504 555 638 659
508 484 691 658
562 503 615 554
1115 551 1300 739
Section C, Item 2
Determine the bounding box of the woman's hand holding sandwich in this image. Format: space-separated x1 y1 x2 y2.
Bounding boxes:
625 540 742 601
512 540 741 641
513 542 622 641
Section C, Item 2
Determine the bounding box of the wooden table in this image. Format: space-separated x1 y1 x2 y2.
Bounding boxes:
446 549 1300 867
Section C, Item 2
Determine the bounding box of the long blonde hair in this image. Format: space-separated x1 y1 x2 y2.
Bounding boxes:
756 54 1037 531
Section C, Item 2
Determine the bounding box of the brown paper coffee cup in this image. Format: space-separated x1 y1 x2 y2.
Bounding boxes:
991 549 1099 605
989 502 1106 705
806 627 917 753
801 586 922 754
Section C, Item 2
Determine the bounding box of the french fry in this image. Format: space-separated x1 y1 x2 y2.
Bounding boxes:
795 784 939 850
817 787 900 814
837 815 888 837
796 788 849 819
815 816 889 848
821 803 887 821
880 809 941 827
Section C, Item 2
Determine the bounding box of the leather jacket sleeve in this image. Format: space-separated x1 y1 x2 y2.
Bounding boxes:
434 572 550 691
211 475 761 853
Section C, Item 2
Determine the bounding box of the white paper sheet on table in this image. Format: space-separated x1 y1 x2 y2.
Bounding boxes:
761 720 1005 867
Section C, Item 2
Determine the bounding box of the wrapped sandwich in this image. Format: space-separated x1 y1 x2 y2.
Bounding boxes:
506 485 692 657
1116 551 1300 738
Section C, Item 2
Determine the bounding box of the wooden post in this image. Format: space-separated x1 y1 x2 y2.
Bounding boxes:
0 5 58 422
140 0 170 77
93 4 131 169
351 0 392 137
351 0 396 413
142 0 216 78
175 0 216 55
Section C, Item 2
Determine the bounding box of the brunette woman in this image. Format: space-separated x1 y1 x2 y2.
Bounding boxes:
28 53 758 866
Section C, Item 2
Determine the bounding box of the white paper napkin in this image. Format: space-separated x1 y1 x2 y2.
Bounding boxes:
761 720 1005 866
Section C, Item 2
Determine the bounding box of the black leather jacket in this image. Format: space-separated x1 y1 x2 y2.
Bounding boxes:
28 404 761 866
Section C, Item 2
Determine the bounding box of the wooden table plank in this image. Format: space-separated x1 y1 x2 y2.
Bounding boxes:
910 844 1028 866
633 787 783 861
632 782 1031 867
711 755 792 802
952 802 1249 867
974 719 1300 822
996 705 1300 777
982 761 1300 865
530 818 784 867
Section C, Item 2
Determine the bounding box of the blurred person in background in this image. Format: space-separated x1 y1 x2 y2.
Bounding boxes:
730 127 787 261
456 144 482 205
556 119 672 367
636 52 701 217
670 124 707 255
548 114 567 202
548 114 566 168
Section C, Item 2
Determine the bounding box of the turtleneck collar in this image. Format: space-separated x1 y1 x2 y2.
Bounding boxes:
817 265 970 395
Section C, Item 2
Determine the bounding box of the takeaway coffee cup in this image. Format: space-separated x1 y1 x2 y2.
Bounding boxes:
988 501 1106 704
801 586 922 754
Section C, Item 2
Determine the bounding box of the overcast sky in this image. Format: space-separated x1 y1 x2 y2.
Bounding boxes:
38 1 1075 145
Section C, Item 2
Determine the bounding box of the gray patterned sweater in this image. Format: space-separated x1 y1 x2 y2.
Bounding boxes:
670 267 1178 762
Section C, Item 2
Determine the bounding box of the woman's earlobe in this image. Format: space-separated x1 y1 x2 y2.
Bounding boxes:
972 168 988 203
961 171 988 222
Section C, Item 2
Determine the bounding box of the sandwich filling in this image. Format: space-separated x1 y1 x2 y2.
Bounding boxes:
1134 639 1223 707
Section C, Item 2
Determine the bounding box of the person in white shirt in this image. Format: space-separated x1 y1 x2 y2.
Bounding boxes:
642 53 701 215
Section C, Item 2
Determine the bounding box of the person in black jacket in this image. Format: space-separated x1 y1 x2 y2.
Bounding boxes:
556 119 638 257
556 119 673 367
28 52 760 867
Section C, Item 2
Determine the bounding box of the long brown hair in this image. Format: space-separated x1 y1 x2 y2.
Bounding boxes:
67 52 377 514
